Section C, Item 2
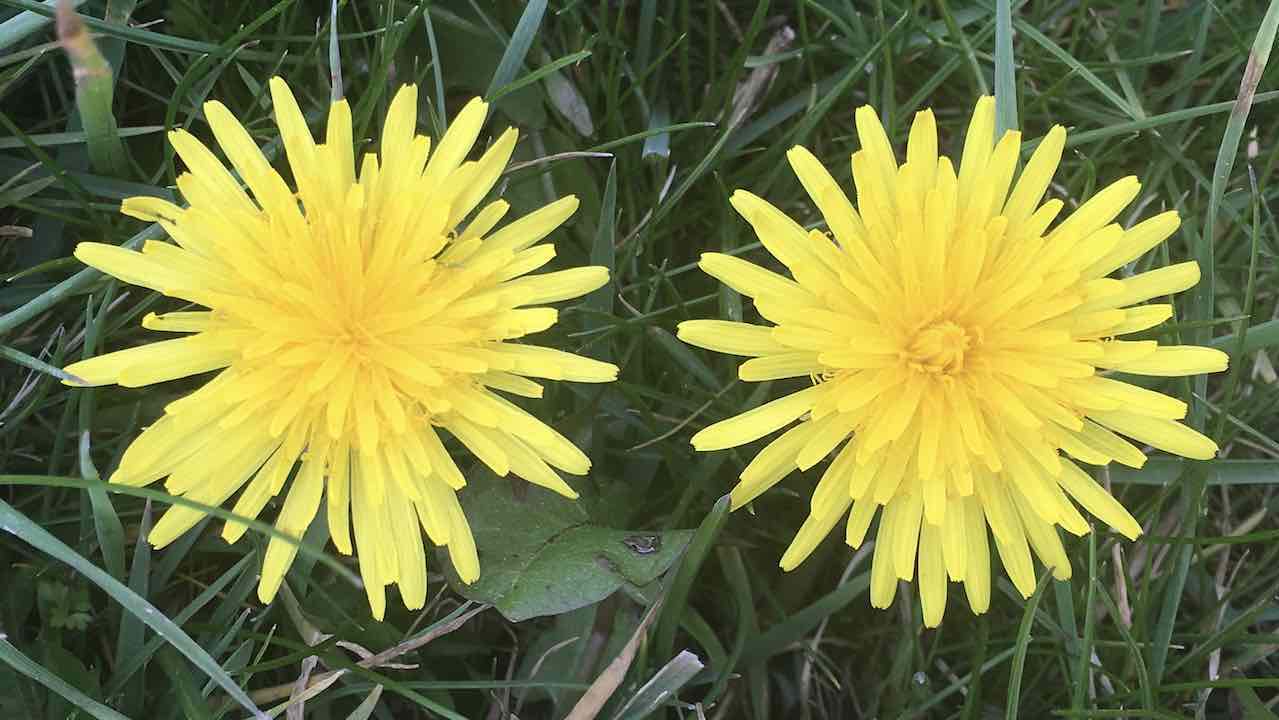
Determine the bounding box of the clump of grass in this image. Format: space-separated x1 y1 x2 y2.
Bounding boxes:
1 1 1278 718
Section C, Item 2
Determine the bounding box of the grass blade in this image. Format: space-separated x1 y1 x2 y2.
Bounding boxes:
0 0 84 51
613 649 704 720
1005 574 1050 720
586 160 617 328
0 475 361 588
0 636 128 720
0 344 80 382
56 0 128 177
485 0 546 100
112 501 150 716
108 553 257 696
344 686 383 720
1014 17 1139 119
0 497 267 718
0 222 161 335
653 494 730 662
1151 0 1279 687
739 572 870 665
993 0 1016 135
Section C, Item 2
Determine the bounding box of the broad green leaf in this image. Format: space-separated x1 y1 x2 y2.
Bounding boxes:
451 470 693 621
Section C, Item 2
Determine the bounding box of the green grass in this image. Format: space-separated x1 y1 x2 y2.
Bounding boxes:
2 0 1279 717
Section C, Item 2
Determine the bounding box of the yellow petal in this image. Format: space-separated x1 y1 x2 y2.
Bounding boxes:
258 451 325 604
956 96 995 211
845 498 877 548
479 195 579 257
422 96 487 190
1056 461 1142 539
1108 346 1229 377
786 145 866 248
779 467 851 571
1090 410 1218 460
1111 304 1174 335
691 386 819 452
918 523 947 627
1086 211 1180 278
445 493 480 583
1080 261 1200 311
961 497 991 613
731 421 818 509
1003 125 1065 231
502 266 609 306
65 335 236 388
677 319 789 357
698 252 818 306
870 511 899 609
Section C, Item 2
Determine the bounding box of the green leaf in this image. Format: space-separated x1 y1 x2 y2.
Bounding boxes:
450 470 693 621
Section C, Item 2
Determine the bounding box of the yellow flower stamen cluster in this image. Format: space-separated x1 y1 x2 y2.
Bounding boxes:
65 79 617 619
679 97 1228 626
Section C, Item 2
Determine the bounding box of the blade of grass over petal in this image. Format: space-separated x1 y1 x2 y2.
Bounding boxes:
78 289 127 583
0 475 361 588
0 344 80 382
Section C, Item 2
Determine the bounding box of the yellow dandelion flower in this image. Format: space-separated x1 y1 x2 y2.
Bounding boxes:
678 97 1228 626
64 78 618 620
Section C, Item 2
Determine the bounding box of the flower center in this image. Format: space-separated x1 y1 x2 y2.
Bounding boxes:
904 320 972 375
336 318 378 362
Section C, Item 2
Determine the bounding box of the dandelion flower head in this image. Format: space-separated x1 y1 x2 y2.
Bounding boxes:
65 78 618 619
678 97 1228 626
